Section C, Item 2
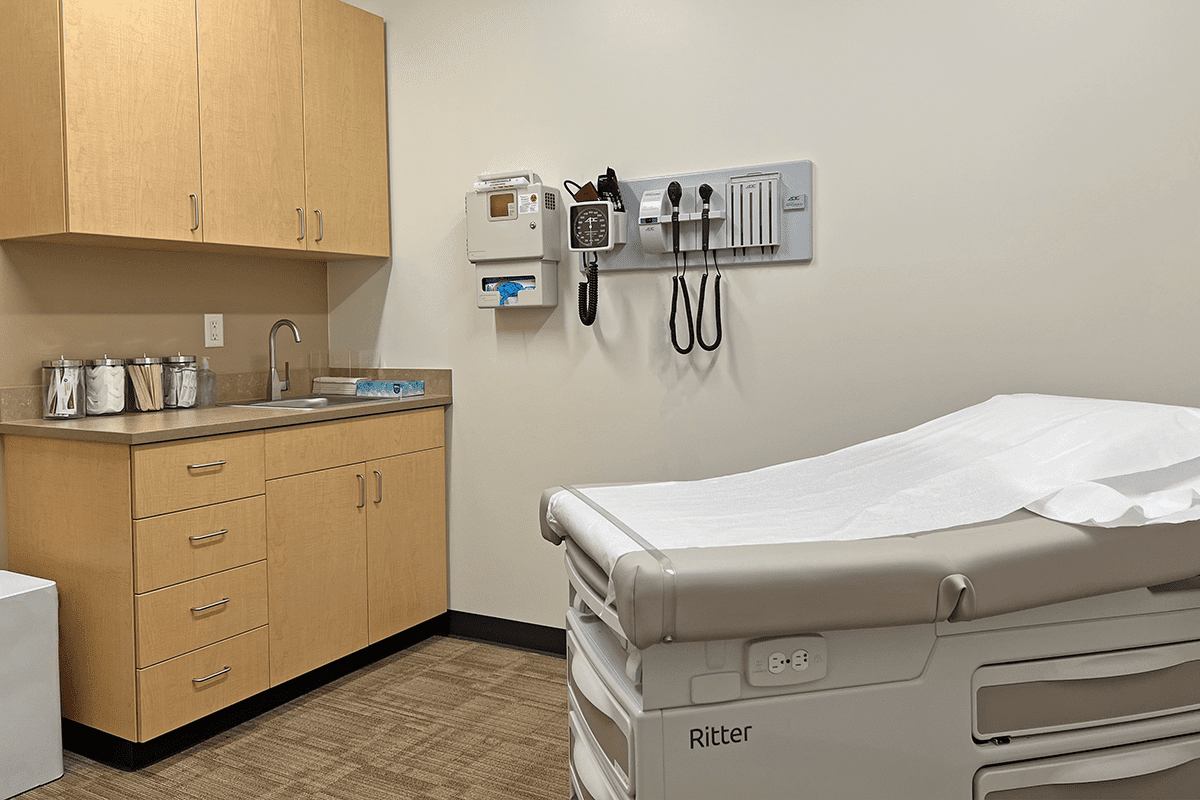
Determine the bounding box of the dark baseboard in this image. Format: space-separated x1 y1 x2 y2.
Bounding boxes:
446 610 566 657
64 614 449 771
62 611 563 771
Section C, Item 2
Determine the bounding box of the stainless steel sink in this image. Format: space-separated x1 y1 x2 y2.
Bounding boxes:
221 394 391 410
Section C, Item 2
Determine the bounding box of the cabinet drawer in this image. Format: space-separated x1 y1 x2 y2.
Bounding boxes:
136 626 269 742
132 431 264 518
135 561 268 668
264 407 443 478
134 496 266 593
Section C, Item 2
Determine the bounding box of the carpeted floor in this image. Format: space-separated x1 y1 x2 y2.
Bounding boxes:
20 636 570 800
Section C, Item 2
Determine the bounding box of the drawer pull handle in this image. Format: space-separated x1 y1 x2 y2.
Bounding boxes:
374 470 383 504
357 473 366 509
192 665 231 684
191 597 230 613
187 460 227 470
189 529 228 542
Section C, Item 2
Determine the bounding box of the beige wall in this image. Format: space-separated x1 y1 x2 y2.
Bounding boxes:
0 242 329 567
329 0 1200 629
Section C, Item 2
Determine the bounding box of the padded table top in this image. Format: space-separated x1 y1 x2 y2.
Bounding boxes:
546 490 1200 649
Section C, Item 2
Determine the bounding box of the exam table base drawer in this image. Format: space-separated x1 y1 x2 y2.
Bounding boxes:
571 712 633 800
567 625 637 796
975 733 1200 799
974 640 1200 738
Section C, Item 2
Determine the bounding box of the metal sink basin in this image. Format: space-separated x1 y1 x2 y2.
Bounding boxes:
221 394 391 410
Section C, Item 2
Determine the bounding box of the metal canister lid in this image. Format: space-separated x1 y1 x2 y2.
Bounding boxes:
163 354 197 364
86 356 125 366
127 356 163 365
43 358 83 368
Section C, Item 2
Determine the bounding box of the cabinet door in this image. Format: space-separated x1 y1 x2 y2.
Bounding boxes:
61 0 202 241
366 448 447 643
266 464 368 685
300 0 391 257
197 0 307 249
0 0 67 239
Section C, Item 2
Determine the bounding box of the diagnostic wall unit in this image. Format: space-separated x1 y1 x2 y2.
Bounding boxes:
594 160 812 273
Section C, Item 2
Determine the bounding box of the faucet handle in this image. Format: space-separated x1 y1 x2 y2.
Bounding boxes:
282 361 291 392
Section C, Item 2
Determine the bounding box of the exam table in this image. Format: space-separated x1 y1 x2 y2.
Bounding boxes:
541 395 1200 799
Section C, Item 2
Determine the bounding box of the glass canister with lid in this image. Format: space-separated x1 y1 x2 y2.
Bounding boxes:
126 356 165 411
163 354 198 408
42 358 85 419
84 356 126 415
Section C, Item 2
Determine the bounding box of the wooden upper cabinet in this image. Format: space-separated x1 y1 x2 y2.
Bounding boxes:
0 0 69 238
301 0 391 258
0 0 203 242
62 0 203 242
197 0 307 250
0 0 390 260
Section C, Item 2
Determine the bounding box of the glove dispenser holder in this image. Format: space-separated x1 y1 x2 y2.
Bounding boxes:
466 170 561 308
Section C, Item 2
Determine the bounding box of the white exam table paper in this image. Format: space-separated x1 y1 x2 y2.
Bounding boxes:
547 394 1200 581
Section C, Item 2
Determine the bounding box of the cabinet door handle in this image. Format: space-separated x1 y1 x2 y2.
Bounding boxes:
190 597 230 613
192 665 231 684
357 473 366 508
189 193 200 232
296 207 306 241
315 209 324 242
374 470 383 504
189 529 228 542
187 460 226 470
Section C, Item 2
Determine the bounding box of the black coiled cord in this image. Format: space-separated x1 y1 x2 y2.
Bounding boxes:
578 253 598 326
696 252 722 351
670 256 695 354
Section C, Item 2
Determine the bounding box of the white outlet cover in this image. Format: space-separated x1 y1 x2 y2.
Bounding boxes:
745 635 827 687
204 314 224 348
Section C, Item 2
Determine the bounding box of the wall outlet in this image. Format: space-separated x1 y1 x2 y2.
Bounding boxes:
204 314 224 347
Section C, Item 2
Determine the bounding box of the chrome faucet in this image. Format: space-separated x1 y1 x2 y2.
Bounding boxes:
269 319 301 400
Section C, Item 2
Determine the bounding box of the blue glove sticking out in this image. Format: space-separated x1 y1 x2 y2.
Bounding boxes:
497 281 532 306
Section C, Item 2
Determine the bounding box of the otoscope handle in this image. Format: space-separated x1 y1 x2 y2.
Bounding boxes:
667 181 682 254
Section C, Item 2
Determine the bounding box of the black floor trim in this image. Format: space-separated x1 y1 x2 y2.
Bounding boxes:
62 611 564 770
64 614 449 771
446 610 566 657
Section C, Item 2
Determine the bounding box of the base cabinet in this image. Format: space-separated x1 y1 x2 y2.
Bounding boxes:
265 408 447 685
2 406 446 743
266 463 369 685
367 448 448 643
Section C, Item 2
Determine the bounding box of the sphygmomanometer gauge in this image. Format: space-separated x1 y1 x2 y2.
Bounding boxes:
569 201 614 252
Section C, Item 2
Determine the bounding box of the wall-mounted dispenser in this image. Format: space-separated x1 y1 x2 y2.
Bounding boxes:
466 170 561 308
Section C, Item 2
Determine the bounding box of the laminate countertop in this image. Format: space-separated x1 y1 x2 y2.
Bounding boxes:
0 393 452 446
